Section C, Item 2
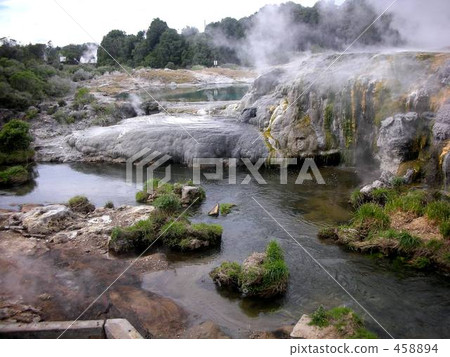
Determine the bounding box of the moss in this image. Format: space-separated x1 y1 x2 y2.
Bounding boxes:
0 165 29 186
210 262 242 289
308 306 377 339
68 195 95 213
220 203 236 215
160 220 223 251
109 217 162 254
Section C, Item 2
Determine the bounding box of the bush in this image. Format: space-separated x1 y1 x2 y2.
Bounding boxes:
45 76 72 97
0 165 29 186
352 203 390 231
425 201 450 223
73 87 95 109
0 119 32 152
72 68 94 82
104 201 114 209
9 70 45 98
68 195 95 213
153 193 181 213
135 190 149 203
310 305 329 327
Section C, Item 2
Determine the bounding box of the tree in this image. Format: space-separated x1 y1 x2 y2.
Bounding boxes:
146 29 187 68
97 30 137 66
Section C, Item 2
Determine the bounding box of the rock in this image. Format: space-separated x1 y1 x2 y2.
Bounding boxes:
181 186 202 204
21 205 76 235
376 112 429 174
250 325 293 339
117 102 137 119
403 168 415 184
63 114 268 165
141 100 160 115
208 203 219 217
433 102 450 142
290 315 338 339
239 107 257 123
360 179 386 194
183 321 230 339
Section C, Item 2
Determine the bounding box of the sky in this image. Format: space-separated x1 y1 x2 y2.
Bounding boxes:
0 0 341 46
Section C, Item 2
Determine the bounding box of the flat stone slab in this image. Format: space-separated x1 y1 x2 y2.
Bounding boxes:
290 315 338 339
104 319 143 339
0 320 104 339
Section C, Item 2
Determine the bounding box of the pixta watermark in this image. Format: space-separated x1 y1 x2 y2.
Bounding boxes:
126 149 325 193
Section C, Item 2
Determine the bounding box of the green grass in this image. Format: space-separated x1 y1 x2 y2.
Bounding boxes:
382 229 421 250
350 189 365 208
310 305 329 327
439 221 450 239
68 195 94 213
210 240 288 298
220 203 236 215
0 165 29 186
153 193 181 213
135 191 149 203
309 306 377 339
425 201 450 223
385 190 429 216
352 203 390 231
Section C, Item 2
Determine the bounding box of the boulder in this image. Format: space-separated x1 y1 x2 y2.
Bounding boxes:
239 107 257 123
21 205 76 235
181 186 203 204
141 100 160 115
433 102 450 142
376 112 428 174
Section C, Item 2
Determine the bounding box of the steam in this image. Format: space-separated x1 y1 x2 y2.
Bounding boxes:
129 93 144 116
80 43 98 64
208 0 450 72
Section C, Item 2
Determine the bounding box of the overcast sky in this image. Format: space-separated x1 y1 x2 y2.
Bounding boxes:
0 0 348 46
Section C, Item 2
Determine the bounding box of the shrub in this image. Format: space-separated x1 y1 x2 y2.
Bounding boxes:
0 119 32 152
352 203 390 231
73 87 95 109
310 305 329 327
161 220 189 248
390 176 405 188
426 201 450 223
135 190 149 203
68 195 95 213
0 165 29 186
104 201 114 209
153 193 181 213
9 70 45 98
53 109 72 124
72 68 94 82
25 107 39 120
45 76 72 97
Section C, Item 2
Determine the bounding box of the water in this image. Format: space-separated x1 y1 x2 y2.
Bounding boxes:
2 163 449 338
150 85 250 102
